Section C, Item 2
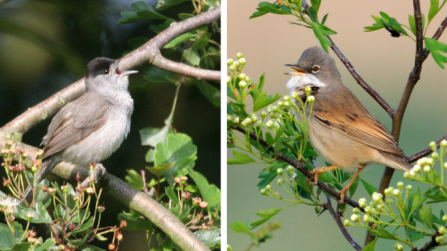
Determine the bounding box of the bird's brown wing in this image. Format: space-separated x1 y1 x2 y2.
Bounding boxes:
42 93 111 158
312 88 405 157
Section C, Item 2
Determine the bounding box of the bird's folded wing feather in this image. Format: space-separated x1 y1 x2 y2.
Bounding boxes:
42 93 111 158
313 106 405 156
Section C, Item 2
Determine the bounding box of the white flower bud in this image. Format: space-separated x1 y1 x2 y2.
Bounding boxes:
352 207 360 214
441 139 447 147
372 192 383 202
283 95 290 101
307 95 315 103
251 114 258 122
236 53 243 59
266 120 273 128
292 92 299 99
364 206 371 213
233 61 240 67
423 165 431 173
417 157 426 166
397 182 404 188
238 73 246 80
239 81 247 88
394 243 403 251
406 185 412 191
343 219 351 226
358 198 367 208
351 214 359 222
227 76 231 83
227 59 234 65
229 65 236 71
392 189 400 196
283 101 290 107
403 172 410 179
412 164 421 173
238 58 246 65
363 215 369 222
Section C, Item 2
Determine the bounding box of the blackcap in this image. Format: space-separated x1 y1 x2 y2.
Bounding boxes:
25 57 137 199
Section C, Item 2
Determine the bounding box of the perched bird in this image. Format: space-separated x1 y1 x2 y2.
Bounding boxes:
25 57 138 199
285 46 412 202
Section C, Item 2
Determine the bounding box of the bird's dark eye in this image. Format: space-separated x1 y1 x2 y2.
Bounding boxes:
104 69 110 74
311 65 320 73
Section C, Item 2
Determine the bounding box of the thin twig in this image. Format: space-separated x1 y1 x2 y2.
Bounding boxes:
416 236 439 251
408 134 447 163
322 196 363 251
329 38 395 117
234 126 363 211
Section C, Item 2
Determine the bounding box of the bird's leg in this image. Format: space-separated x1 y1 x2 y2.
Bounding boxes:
310 165 340 185
338 164 365 203
81 163 108 188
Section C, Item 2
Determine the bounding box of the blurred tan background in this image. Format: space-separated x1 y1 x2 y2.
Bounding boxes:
228 1 447 250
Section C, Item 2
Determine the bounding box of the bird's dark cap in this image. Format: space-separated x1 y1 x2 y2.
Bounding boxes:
86 57 116 78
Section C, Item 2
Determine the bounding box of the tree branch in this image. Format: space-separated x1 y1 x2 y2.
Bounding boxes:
119 6 221 81
408 134 447 163
416 236 439 251
329 38 395 117
322 196 363 251
0 139 211 251
234 126 363 211
0 6 221 137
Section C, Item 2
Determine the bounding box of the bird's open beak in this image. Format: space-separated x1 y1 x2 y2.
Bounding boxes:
284 64 308 76
115 58 138 76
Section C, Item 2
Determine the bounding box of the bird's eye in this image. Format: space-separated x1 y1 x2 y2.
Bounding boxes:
311 65 320 73
103 69 110 75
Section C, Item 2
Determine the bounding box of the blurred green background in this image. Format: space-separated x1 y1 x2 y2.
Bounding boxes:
228 1 447 250
0 0 220 249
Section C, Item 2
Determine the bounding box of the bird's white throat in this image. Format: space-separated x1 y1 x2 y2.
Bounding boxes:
286 73 326 93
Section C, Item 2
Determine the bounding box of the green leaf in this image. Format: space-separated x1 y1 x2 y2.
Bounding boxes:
425 37 447 69
10 243 31 251
34 239 56 251
310 22 335 52
321 13 329 24
140 126 176 148
349 176 360 198
419 204 433 229
118 1 170 24
368 224 398 240
118 212 153 231
143 66 181 83
360 179 377 196
194 81 220 106
192 37 210 50
250 74 265 100
407 230 426 242
428 0 440 24
149 20 173 34
164 32 196 49
156 0 189 11
125 169 144 190
250 208 283 229
252 92 282 112
257 169 277 189
154 133 197 186
250 2 292 19
228 151 256 164
231 222 257 241
195 228 221 249
146 163 173 178
307 7 317 22
166 186 180 205
183 48 201 66
410 187 424 212
0 223 16 250
188 168 221 210
310 0 321 14
361 238 377 251
72 217 94 234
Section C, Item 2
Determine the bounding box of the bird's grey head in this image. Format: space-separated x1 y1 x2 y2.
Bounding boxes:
85 57 138 96
285 46 342 98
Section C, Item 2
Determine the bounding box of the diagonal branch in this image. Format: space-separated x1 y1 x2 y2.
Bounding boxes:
234 126 363 211
0 6 221 138
408 134 447 163
329 38 395 117
322 196 363 251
